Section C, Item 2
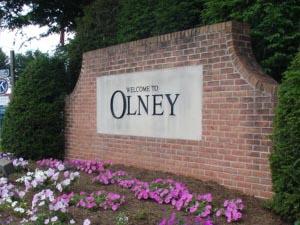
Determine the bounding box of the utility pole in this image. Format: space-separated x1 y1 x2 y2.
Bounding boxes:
9 50 15 90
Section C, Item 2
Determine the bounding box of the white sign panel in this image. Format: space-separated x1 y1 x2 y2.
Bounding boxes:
97 65 203 140
0 69 9 77
0 96 10 106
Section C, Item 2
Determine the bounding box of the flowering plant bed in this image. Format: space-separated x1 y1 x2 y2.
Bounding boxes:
0 155 288 225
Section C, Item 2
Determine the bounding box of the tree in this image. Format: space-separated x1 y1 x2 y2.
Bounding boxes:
152 0 203 35
1 54 67 159
116 0 203 43
14 50 44 79
202 0 300 81
0 0 94 45
0 48 8 68
116 0 158 43
65 0 298 87
270 51 300 222
66 0 119 91
66 0 203 89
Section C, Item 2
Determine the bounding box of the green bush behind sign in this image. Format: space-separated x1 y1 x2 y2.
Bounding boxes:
270 52 300 222
0 54 67 160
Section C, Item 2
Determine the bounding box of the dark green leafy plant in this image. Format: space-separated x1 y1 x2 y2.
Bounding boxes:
66 0 119 91
0 0 94 45
202 0 300 82
66 0 203 90
116 0 203 43
133 208 148 220
66 0 299 88
116 0 158 43
270 51 300 222
1 54 67 160
14 50 44 80
0 48 8 68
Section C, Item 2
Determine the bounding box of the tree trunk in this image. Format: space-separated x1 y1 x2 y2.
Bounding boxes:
60 28 65 46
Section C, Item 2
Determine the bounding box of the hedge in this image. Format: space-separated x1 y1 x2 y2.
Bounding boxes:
1 54 67 160
270 52 300 222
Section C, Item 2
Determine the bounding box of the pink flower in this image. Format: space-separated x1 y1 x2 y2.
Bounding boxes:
112 204 118 211
189 202 199 213
72 191 125 211
197 193 212 203
64 171 70 178
217 199 244 222
216 209 223 217
108 193 120 201
200 205 212 217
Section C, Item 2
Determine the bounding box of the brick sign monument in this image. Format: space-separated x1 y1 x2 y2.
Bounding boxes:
65 21 278 199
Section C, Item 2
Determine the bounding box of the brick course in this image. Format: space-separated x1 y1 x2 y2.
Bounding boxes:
65 21 278 199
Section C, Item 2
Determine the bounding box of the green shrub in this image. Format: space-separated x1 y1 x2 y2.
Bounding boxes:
270 52 300 222
1 54 67 160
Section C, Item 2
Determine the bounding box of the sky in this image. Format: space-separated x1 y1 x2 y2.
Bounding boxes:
0 25 74 56
0 25 74 103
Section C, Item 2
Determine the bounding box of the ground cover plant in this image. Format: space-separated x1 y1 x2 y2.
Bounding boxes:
0 154 289 225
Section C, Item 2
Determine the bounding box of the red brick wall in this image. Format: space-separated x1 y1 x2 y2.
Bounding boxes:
65 21 278 199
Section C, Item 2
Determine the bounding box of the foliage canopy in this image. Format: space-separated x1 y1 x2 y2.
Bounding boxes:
65 0 299 86
1 0 298 82
202 0 300 81
66 0 120 90
116 0 203 43
0 0 94 44
66 0 204 89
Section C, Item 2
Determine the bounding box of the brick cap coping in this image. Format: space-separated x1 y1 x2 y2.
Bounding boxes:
227 21 278 95
72 21 277 97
